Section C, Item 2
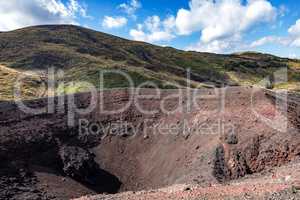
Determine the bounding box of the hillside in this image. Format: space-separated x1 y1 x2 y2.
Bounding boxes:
0 25 300 101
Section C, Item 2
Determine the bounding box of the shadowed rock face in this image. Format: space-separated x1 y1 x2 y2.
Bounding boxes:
59 146 99 183
214 132 300 182
213 91 300 182
0 161 48 200
59 146 121 191
0 87 299 199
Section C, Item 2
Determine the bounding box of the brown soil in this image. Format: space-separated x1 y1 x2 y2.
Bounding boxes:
75 160 300 200
0 87 299 199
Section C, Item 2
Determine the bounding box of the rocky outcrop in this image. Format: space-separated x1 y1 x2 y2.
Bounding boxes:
58 146 122 193
0 161 51 200
214 134 300 182
59 146 99 184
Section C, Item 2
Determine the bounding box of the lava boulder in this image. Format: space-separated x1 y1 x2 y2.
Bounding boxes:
59 146 98 184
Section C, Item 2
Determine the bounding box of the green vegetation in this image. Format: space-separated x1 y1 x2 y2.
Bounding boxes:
0 25 300 101
0 64 44 101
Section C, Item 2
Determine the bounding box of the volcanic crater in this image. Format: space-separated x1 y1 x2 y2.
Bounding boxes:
0 87 299 200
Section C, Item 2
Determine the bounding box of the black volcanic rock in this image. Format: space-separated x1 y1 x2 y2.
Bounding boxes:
59 146 98 184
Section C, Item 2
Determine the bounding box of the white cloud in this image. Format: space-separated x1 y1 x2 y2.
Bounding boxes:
288 53 298 59
250 36 291 48
102 16 128 29
251 18 300 48
119 0 141 18
0 0 88 31
187 35 243 53
288 19 300 47
130 15 176 43
289 19 300 35
175 0 277 53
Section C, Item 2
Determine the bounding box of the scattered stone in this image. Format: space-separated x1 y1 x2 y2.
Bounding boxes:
184 133 190 140
292 181 300 191
143 135 149 140
285 176 292 182
224 133 238 145
292 186 298 194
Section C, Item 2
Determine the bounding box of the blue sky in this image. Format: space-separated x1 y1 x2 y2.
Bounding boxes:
0 0 300 58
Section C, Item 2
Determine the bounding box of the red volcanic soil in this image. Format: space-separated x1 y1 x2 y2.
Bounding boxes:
0 87 299 200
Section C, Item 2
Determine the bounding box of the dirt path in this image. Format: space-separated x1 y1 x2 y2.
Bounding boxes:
74 183 297 200
75 161 300 200
0 64 40 77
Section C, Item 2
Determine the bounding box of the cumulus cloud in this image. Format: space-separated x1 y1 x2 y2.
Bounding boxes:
176 0 277 53
288 53 298 59
68 0 89 18
288 19 300 47
0 0 89 31
119 0 141 18
289 19 300 35
250 36 291 48
102 16 128 29
130 15 176 43
251 19 300 48
187 35 244 53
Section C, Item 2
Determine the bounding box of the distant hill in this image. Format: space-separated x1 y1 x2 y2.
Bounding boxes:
0 25 300 100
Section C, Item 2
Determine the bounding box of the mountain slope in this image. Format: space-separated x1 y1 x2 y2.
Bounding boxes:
0 25 300 101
